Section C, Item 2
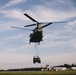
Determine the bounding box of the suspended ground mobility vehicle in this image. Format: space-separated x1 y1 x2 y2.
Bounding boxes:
33 56 41 63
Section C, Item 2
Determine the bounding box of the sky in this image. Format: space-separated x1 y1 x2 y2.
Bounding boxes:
0 0 76 69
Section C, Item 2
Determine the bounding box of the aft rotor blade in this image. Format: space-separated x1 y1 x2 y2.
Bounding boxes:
24 23 36 27
40 21 67 24
41 23 52 28
11 26 33 31
52 21 67 23
24 13 38 22
41 21 67 28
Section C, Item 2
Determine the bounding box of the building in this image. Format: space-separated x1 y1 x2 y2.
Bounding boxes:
53 67 67 71
71 67 76 70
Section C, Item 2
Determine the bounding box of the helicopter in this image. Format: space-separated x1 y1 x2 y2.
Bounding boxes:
11 13 66 45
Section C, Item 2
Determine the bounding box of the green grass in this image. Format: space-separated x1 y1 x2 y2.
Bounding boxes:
0 70 76 75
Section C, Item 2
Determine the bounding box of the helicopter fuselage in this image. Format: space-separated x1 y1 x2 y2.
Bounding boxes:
29 24 43 44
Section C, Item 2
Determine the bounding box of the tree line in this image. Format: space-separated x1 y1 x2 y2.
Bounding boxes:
0 64 76 71
6 67 45 71
54 64 76 69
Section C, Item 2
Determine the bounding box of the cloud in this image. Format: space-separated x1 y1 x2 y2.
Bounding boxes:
6 33 25 41
0 21 13 31
1 5 76 22
41 0 76 11
32 5 76 21
0 52 33 69
42 51 76 65
64 20 76 31
0 53 31 63
1 0 27 9
0 20 26 32
0 9 27 20
68 39 76 49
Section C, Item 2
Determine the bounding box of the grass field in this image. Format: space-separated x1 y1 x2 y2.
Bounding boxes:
0 70 76 75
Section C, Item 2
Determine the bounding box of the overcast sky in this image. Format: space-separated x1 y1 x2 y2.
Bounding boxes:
0 0 76 69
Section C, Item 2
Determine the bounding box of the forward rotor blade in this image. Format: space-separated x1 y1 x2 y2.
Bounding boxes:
24 13 38 22
41 23 52 28
24 23 36 27
11 26 33 31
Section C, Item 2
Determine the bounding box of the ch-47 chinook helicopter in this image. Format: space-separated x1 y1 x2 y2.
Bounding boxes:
11 13 66 45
